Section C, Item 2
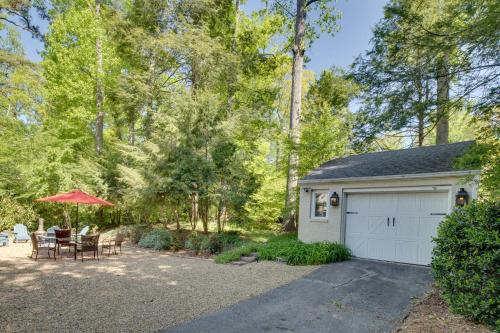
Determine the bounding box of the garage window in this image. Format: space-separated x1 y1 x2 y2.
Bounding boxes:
311 190 328 219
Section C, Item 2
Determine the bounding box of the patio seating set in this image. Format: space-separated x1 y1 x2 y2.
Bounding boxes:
10 223 124 262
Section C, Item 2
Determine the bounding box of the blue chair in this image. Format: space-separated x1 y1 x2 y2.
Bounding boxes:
0 232 8 246
46 226 61 237
78 226 90 236
13 224 30 243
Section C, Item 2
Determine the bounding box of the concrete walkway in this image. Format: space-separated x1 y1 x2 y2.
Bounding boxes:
160 259 432 333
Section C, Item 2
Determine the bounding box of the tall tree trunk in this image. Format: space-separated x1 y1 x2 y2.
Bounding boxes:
190 193 198 231
144 55 155 139
128 121 135 145
175 207 180 230
95 0 104 154
415 77 425 147
283 0 306 232
435 55 449 145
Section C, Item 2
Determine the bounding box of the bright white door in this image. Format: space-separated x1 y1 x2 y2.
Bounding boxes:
345 191 449 265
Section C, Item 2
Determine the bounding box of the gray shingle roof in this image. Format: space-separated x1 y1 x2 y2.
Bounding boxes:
301 141 476 182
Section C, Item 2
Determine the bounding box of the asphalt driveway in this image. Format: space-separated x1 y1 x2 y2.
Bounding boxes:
160 259 432 333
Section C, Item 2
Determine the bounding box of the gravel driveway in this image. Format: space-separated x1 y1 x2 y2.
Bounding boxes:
0 243 316 333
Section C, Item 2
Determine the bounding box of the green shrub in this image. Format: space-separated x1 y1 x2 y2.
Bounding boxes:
432 200 499 330
204 234 223 254
258 237 351 265
214 243 260 264
138 229 172 250
214 233 351 266
128 225 148 244
204 232 243 254
0 197 37 231
170 233 185 251
185 232 208 254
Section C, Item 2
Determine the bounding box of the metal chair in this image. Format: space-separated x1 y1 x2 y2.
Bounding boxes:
30 233 56 261
55 229 72 255
76 234 100 262
101 233 125 256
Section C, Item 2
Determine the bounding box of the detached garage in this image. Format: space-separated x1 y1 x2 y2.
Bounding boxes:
298 141 480 265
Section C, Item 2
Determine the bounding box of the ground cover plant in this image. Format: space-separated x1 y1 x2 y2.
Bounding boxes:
215 233 351 265
432 200 499 330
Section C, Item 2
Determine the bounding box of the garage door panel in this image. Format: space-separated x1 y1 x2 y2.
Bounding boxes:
346 236 367 258
366 238 395 262
396 193 419 214
420 193 448 214
345 191 448 265
369 193 396 213
395 216 419 239
346 215 368 235
368 216 393 236
418 217 442 239
347 194 370 212
395 240 418 264
418 240 435 265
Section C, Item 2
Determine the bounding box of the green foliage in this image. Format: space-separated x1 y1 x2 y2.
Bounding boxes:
0 196 37 231
258 233 351 265
214 243 260 264
215 233 351 266
127 225 149 244
203 232 242 254
138 229 172 251
185 232 208 254
431 201 500 329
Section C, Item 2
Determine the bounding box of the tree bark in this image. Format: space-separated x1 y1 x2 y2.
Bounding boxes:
143 55 155 139
283 0 306 232
190 193 198 231
175 207 180 230
435 55 449 145
95 0 105 154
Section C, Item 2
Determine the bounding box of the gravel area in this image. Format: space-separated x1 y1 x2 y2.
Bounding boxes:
0 242 316 333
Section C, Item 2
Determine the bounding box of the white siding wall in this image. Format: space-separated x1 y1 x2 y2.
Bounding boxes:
298 175 479 244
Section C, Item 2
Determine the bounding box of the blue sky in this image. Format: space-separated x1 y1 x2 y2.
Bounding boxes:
21 0 387 74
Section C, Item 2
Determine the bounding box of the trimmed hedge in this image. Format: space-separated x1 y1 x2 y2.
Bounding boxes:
138 229 172 250
431 200 499 330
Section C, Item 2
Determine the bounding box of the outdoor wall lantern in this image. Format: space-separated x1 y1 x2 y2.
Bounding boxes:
330 192 340 207
455 188 469 206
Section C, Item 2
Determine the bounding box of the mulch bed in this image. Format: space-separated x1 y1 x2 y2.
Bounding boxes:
395 287 494 333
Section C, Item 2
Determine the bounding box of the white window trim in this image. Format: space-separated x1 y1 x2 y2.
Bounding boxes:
310 190 329 221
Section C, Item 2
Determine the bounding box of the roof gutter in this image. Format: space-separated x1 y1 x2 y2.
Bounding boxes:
298 170 480 185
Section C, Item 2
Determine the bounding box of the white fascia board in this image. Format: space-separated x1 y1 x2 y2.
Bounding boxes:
298 170 481 186
343 185 452 193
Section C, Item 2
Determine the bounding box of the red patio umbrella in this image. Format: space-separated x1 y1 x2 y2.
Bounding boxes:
35 190 113 235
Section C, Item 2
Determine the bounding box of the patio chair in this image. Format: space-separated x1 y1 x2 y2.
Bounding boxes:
55 229 72 255
101 233 125 256
30 233 56 261
76 234 100 262
0 232 9 246
78 226 90 236
46 226 61 237
13 224 30 243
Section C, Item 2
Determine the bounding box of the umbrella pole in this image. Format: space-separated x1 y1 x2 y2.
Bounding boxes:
76 203 79 237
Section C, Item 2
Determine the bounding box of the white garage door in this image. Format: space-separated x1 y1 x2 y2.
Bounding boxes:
345 191 449 265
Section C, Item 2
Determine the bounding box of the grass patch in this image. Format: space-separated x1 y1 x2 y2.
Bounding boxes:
215 232 351 266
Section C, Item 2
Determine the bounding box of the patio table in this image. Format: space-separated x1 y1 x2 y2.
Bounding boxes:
40 235 77 260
